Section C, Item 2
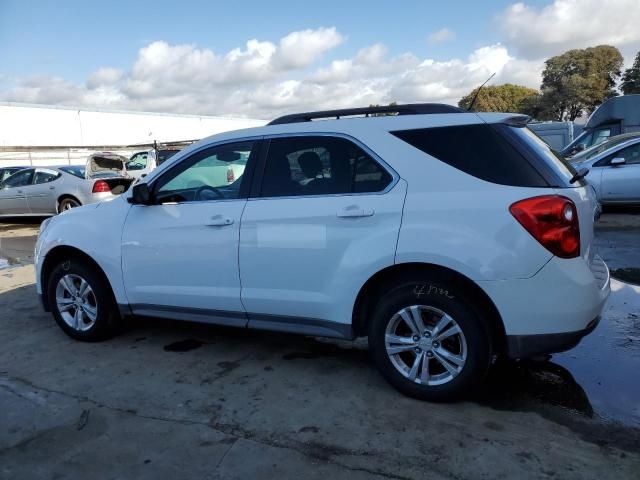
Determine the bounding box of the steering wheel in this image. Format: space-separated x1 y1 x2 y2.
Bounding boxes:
195 185 225 201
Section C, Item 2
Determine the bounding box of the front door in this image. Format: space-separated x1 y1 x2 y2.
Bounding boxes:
0 168 33 215
239 135 405 337
600 142 640 203
121 140 260 326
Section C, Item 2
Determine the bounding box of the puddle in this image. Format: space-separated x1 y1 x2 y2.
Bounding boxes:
163 339 205 352
478 279 640 428
0 235 37 269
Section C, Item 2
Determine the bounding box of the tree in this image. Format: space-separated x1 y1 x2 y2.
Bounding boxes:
368 102 398 116
535 45 623 121
621 51 640 95
457 84 538 112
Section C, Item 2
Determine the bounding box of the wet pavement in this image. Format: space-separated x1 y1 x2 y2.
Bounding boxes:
0 214 639 432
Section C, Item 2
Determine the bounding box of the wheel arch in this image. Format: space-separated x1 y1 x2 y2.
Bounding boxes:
56 194 82 212
352 262 507 354
41 245 112 310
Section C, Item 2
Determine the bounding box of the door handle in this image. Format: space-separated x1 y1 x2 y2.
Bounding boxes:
49 186 55 190
206 215 234 226
337 205 375 218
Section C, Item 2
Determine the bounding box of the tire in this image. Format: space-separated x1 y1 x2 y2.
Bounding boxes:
58 197 81 213
47 256 121 341
368 276 492 402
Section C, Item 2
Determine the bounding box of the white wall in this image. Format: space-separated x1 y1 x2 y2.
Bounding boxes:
0 102 265 147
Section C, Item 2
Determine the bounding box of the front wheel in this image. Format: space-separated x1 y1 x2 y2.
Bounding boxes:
368 278 492 401
47 257 121 341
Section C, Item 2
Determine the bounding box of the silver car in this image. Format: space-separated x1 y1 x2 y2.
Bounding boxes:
569 134 640 205
0 157 134 217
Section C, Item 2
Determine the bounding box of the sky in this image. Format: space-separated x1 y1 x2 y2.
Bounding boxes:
0 0 639 119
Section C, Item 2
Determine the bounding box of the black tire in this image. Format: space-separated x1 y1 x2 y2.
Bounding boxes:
368 276 492 402
47 256 121 341
58 197 81 213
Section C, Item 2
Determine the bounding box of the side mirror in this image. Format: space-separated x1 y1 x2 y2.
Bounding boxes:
575 144 586 152
129 182 152 204
610 157 626 166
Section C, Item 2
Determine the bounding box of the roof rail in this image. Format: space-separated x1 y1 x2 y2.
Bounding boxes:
267 103 464 125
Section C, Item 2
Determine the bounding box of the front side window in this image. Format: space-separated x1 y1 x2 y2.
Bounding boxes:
259 136 392 198
154 141 254 203
127 152 148 171
592 128 611 146
2 169 34 188
606 143 640 166
34 169 61 184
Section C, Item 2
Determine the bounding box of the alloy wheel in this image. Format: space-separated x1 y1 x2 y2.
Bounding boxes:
55 274 98 331
384 305 467 386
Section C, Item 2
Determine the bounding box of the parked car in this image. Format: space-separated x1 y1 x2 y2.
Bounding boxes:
35 104 609 401
0 166 28 183
0 155 134 217
126 151 157 180
568 133 640 205
562 94 640 157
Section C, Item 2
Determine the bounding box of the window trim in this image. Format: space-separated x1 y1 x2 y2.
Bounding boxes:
33 168 62 185
249 132 399 200
145 137 263 205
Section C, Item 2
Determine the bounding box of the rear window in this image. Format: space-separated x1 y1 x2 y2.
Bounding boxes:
391 124 548 187
60 166 85 178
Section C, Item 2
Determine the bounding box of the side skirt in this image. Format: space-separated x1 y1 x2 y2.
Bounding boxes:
125 303 354 340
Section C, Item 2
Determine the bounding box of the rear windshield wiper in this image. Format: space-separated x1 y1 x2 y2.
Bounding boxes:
570 167 589 184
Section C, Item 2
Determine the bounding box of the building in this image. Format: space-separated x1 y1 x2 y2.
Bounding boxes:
0 102 264 166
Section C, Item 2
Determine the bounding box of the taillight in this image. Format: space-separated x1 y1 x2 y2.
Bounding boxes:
509 195 580 258
92 180 110 193
227 167 234 183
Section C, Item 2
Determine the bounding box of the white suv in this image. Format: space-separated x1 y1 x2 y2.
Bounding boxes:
35 104 610 401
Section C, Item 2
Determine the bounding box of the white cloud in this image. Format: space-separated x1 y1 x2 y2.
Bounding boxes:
428 28 455 44
0 30 541 119
499 0 640 58
273 27 343 69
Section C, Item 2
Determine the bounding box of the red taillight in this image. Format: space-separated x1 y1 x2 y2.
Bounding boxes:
92 180 110 193
509 195 580 259
227 167 234 183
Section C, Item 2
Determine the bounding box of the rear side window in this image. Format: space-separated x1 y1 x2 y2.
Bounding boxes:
259 136 392 198
391 124 548 187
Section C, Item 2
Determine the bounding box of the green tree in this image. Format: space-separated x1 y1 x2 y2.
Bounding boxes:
536 45 623 121
458 84 538 112
368 101 398 116
621 51 640 94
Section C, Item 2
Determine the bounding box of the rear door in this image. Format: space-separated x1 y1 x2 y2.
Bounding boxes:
0 168 33 215
599 142 640 203
239 134 405 337
25 168 62 213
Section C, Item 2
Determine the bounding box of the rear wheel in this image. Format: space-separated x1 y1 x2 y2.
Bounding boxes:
368 278 492 401
47 257 120 341
58 197 81 212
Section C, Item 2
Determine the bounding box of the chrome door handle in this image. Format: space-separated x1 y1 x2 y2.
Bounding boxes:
206 215 234 226
337 206 375 218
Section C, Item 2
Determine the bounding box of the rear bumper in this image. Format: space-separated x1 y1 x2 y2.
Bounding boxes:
506 315 600 358
479 254 610 356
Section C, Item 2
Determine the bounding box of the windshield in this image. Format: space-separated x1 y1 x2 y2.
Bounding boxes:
514 126 579 184
59 166 86 178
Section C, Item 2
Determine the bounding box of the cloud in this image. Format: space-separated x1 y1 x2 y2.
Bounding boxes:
428 28 455 44
499 0 640 58
273 27 344 69
0 30 541 119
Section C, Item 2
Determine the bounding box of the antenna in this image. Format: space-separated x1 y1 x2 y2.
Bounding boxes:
466 73 496 112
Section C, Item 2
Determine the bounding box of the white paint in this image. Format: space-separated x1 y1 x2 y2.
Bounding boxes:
0 102 264 147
